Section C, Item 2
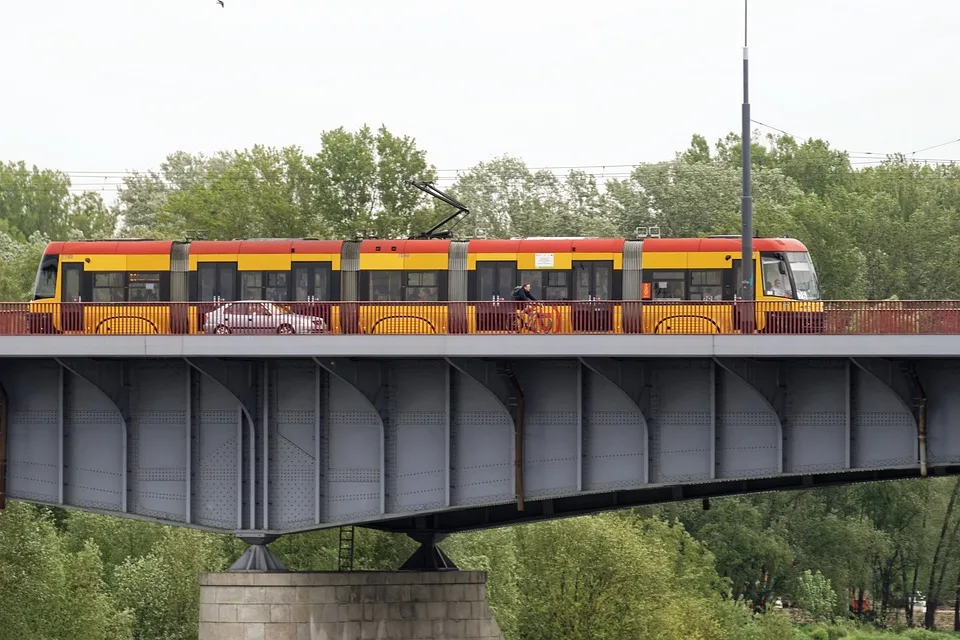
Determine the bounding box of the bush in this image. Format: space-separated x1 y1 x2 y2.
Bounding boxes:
796 570 837 622
901 629 946 640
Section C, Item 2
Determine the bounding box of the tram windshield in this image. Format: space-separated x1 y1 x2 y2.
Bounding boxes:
785 251 820 300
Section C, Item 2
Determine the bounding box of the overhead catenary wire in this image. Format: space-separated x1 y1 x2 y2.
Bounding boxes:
3 138 960 195
8 116 957 194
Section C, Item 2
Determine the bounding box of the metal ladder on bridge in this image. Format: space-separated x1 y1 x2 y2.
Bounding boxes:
337 525 356 571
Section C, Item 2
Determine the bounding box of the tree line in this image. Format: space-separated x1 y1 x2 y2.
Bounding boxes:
2 125 960 638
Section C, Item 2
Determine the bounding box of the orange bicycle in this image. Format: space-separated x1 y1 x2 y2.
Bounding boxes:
515 304 554 334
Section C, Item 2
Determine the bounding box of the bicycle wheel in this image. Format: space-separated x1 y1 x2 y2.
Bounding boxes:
532 310 554 334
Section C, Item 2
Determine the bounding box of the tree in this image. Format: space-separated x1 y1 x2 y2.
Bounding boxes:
796 570 837 622
0 503 132 639
0 231 47 300
447 156 618 239
509 515 739 640
660 498 795 608
0 161 117 241
62 511 169 584
442 527 522 636
161 145 329 240
602 154 804 241
309 125 437 239
115 151 233 238
112 527 230 640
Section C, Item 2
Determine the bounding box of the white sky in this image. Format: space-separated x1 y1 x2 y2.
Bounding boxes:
2 0 959 192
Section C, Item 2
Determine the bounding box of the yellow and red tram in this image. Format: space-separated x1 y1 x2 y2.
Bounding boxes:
27 235 823 335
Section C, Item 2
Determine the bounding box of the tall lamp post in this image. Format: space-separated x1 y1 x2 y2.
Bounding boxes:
740 0 753 302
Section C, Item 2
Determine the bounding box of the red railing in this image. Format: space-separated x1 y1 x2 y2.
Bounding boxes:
1 300 959 336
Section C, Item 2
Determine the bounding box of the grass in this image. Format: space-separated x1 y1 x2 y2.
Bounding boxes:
798 623 957 640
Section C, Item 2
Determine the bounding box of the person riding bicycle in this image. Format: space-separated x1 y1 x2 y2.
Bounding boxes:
511 283 538 313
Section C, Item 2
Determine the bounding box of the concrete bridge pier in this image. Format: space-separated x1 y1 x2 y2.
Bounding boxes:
199 534 504 639
198 570 504 639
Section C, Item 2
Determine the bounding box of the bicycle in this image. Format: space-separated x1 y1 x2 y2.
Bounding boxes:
514 304 555 334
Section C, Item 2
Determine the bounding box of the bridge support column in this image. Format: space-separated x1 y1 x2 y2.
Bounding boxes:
228 534 288 572
198 571 504 639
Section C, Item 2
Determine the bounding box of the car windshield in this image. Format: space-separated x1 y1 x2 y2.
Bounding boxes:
785 252 821 300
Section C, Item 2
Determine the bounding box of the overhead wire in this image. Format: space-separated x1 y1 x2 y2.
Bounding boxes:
3 124 960 194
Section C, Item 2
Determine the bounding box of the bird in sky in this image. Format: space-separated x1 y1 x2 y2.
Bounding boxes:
217 0 224 6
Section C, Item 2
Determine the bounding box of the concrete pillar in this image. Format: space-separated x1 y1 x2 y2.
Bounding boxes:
198 570 504 640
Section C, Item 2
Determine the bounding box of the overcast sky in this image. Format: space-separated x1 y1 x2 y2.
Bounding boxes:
2 0 958 191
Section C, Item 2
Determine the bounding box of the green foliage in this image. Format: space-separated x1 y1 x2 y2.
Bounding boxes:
0 231 46 300
443 526 522 635
796 570 838 621
62 511 168 582
501 515 737 640
0 503 132 639
900 630 947 640
727 610 804 640
808 628 830 640
112 527 230 640
0 161 117 242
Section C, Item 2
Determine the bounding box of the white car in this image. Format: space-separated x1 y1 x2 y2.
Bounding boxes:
202 301 326 335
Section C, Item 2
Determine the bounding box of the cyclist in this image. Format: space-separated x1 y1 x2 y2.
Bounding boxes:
511 282 537 326
511 283 551 333
511 283 537 310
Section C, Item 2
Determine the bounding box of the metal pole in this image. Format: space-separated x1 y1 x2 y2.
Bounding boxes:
740 0 753 301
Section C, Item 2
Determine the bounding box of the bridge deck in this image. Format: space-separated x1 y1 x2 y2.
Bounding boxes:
0 333 958 358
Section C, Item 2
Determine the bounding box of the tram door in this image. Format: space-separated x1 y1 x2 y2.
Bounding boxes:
476 261 517 331
293 262 332 327
197 262 237 329
61 262 84 332
573 260 613 331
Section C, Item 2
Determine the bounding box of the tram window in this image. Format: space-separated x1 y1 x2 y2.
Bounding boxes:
519 270 569 300
93 272 125 302
199 266 216 301
265 272 289 301
544 271 568 300
762 258 792 298
241 272 262 300
651 271 685 300
785 252 820 300
405 271 438 301
519 271 542 297
477 262 516 300
478 267 496 300
574 262 612 299
594 265 611 299
128 272 161 302
689 270 723 301
370 271 403 301
33 254 58 300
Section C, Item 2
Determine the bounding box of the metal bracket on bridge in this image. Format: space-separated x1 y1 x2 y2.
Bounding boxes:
399 533 458 572
313 358 389 419
229 534 289 573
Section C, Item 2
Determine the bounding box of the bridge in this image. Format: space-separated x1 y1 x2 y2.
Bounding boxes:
1 299 959 638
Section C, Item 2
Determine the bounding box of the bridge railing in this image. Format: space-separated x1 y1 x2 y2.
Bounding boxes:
3 300 960 336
